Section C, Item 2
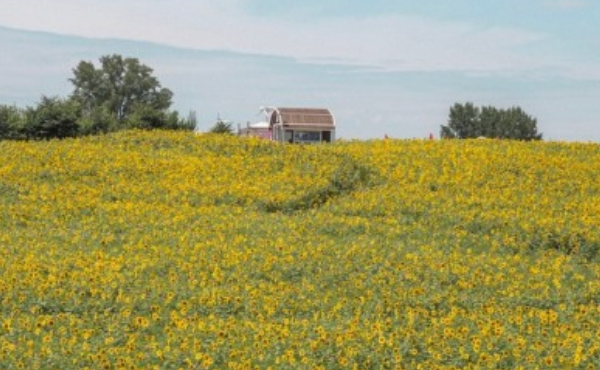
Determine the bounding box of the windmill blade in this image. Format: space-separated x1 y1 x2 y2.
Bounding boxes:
258 106 275 119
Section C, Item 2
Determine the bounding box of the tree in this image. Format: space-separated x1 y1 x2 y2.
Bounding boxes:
0 104 25 140
179 110 198 131
70 54 173 124
23 96 81 140
209 117 233 134
77 106 119 136
440 102 479 139
441 102 542 140
2 55 192 140
499 106 542 141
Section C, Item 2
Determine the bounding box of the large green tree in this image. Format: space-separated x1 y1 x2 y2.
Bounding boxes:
70 54 173 123
441 102 542 140
2 55 193 140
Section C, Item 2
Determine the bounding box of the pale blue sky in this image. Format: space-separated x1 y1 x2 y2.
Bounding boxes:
0 0 598 140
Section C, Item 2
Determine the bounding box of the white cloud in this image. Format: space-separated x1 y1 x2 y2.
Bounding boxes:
0 0 591 79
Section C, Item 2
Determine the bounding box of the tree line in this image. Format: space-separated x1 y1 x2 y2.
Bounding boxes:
440 102 542 140
1 54 543 141
0 54 196 140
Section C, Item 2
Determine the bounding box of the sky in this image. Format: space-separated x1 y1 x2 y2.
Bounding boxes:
1 0 599 140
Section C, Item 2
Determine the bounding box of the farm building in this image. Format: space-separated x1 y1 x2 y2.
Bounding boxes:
238 121 271 139
269 107 336 144
238 107 336 143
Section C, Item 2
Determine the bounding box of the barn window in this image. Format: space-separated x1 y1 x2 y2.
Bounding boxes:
294 131 321 143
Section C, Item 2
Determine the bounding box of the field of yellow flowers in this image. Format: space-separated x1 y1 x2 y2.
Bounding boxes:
2 130 600 369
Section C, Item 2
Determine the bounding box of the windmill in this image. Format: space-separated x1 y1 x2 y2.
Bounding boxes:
246 106 274 130
239 106 274 139
258 106 276 122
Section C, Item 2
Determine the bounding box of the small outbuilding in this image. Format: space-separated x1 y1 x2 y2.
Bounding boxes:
238 121 272 139
268 107 336 143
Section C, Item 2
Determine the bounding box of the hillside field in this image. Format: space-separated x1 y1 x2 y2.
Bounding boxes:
2 131 600 369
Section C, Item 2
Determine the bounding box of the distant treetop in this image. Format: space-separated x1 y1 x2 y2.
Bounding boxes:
441 102 542 140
